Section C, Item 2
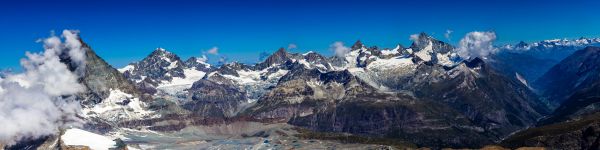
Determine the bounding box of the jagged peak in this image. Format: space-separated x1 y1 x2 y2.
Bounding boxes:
418 32 430 38
276 47 286 53
257 47 291 68
395 43 405 50
464 57 486 68
146 47 180 61
515 41 528 47
410 32 434 49
351 40 364 50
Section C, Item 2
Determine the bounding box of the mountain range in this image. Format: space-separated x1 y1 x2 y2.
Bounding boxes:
5 32 600 150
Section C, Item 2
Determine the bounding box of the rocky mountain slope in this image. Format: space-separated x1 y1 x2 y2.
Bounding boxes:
501 46 600 149
535 46 600 107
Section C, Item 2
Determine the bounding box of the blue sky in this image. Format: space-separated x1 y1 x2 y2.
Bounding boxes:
1 0 599 70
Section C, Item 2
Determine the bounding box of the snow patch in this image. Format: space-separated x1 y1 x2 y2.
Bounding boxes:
157 68 206 95
82 89 153 121
515 72 529 87
414 41 433 61
62 128 117 150
380 45 401 55
118 65 135 73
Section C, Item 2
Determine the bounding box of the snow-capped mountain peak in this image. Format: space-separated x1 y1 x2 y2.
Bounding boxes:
504 37 600 51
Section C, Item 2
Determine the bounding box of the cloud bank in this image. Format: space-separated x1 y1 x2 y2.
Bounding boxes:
0 30 86 145
330 41 350 58
455 31 498 59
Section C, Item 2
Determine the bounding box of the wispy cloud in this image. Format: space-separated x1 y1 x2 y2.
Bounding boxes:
287 43 297 50
444 29 453 41
329 41 350 58
206 46 219 55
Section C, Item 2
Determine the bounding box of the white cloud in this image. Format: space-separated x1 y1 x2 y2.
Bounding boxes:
455 31 498 59
287 43 297 50
63 30 88 75
444 30 453 41
330 41 350 57
0 30 86 145
206 46 219 55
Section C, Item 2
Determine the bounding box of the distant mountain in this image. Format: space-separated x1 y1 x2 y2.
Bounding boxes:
535 46 600 122
534 46 600 107
490 38 600 84
501 47 600 149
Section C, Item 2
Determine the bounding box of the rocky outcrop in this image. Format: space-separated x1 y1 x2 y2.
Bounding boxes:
183 80 248 117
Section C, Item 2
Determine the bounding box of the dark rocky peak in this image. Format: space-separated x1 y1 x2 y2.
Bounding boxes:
351 40 364 50
515 41 529 48
256 47 292 69
394 44 406 52
268 47 289 63
133 48 186 80
145 48 183 64
214 61 251 77
464 57 486 69
184 56 212 72
301 52 331 70
303 51 325 61
410 32 431 50
410 32 454 54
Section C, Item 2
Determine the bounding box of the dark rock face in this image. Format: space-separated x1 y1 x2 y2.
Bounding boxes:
183 80 247 117
289 98 495 148
4 135 55 150
535 46 600 107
